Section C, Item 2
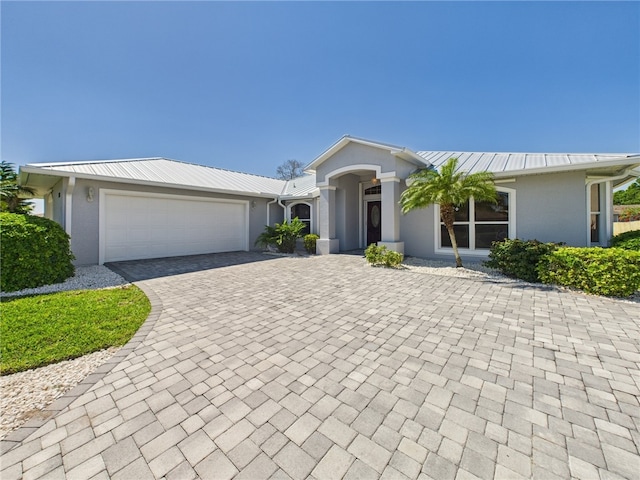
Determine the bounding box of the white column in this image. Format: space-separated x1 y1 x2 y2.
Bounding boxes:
379 176 404 254
316 185 339 254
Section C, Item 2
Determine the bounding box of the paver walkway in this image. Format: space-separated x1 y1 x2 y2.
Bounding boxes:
2 252 639 479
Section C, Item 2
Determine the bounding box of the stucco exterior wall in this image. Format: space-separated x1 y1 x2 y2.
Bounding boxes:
400 204 436 259
334 174 360 251
50 178 276 265
315 143 418 184
515 170 587 246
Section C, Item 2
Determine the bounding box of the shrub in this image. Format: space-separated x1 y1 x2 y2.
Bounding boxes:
303 234 319 254
610 230 640 251
1 213 75 292
538 247 640 297
364 244 404 268
618 207 640 222
255 217 306 253
484 238 561 283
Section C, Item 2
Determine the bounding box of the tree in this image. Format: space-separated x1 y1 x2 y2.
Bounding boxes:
613 179 640 205
400 158 497 268
276 159 304 180
0 161 35 214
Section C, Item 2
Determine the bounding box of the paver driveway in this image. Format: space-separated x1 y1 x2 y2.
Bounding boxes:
2 252 639 480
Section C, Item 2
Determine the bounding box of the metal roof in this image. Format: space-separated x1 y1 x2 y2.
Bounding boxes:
416 151 639 176
281 174 318 198
22 158 288 197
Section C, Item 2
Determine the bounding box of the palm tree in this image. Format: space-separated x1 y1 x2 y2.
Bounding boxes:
400 157 497 267
1 161 36 214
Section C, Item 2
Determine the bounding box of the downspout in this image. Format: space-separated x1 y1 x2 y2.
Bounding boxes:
278 198 287 222
266 197 286 226
65 177 76 236
586 167 635 245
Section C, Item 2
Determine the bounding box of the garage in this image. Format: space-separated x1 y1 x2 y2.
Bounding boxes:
99 190 249 263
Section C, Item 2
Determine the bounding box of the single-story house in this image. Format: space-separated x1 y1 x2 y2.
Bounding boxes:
19 135 640 265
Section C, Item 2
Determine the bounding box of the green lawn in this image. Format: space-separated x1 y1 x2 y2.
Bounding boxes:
1 285 151 375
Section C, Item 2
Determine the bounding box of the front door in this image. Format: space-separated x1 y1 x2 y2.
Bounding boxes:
367 201 382 245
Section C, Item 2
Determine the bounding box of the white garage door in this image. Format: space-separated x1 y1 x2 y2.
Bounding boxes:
100 190 249 263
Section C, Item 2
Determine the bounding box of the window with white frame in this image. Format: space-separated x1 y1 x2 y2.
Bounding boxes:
290 202 311 235
590 183 601 244
438 190 513 250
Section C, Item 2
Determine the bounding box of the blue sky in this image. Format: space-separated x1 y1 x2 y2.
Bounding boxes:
2 1 639 179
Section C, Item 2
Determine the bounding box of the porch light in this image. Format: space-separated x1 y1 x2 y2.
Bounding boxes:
86 187 95 202
371 177 379 185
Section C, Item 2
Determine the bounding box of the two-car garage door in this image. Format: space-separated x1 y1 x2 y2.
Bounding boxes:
100 190 249 263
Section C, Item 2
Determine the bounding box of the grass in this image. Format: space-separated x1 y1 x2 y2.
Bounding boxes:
0 285 151 375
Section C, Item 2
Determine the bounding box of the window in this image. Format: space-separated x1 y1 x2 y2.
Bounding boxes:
590 184 600 244
438 190 512 251
364 185 381 195
290 203 311 235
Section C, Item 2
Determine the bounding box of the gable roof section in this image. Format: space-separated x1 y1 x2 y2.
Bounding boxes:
306 135 428 171
20 158 288 198
417 151 640 180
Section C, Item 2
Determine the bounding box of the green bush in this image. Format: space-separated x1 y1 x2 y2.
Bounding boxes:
538 247 640 297
618 207 640 222
610 230 640 251
484 238 562 283
255 217 306 253
1 213 75 292
303 234 319 254
364 244 404 268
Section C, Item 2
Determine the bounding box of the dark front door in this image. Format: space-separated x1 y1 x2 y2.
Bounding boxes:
367 201 382 245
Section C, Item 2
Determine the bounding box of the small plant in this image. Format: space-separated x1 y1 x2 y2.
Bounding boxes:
538 247 640 297
1 213 75 292
610 230 640 251
364 244 404 268
303 234 319 254
255 217 306 253
484 238 562 283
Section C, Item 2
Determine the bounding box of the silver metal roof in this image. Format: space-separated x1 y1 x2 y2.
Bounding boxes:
23 158 287 197
416 151 638 176
281 174 318 198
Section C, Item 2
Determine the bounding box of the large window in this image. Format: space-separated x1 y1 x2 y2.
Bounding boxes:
290 203 311 235
439 191 512 250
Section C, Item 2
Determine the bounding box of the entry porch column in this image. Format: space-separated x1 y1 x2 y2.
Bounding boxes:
316 185 339 254
379 176 404 254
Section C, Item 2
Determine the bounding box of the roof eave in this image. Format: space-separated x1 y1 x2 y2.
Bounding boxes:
19 165 280 199
491 156 640 178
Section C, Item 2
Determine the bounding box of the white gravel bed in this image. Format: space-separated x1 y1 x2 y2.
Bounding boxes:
0 265 129 298
0 347 120 439
401 256 510 280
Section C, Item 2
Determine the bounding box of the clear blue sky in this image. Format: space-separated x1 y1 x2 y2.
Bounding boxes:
2 1 639 179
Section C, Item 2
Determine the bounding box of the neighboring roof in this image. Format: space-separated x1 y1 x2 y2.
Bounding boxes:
20 158 288 198
417 151 640 178
306 135 428 171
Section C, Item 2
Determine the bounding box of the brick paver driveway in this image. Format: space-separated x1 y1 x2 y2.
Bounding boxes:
2 252 639 479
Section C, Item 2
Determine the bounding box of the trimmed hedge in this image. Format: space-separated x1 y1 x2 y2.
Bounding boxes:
365 244 403 268
538 247 640 297
610 230 640 251
1 213 75 292
484 238 561 283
